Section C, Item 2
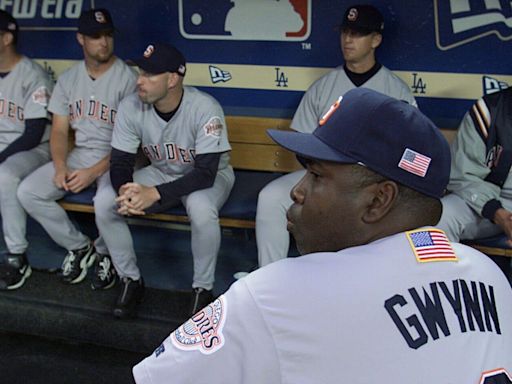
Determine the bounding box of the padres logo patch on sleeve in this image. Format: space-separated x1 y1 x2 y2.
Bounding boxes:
203 116 223 137
171 296 227 355
406 228 458 263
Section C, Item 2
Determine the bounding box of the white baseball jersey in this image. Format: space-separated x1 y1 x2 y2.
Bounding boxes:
112 86 231 178
0 56 52 151
291 65 417 133
48 58 137 154
134 228 512 384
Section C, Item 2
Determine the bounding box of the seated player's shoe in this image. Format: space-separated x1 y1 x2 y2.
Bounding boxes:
91 253 117 290
190 287 215 316
113 277 145 319
0 253 32 290
60 243 95 284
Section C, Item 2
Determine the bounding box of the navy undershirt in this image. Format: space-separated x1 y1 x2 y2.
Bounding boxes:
344 62 382 87
110 97 222 211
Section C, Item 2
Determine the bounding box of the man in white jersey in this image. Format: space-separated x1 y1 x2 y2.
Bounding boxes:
16 9 137 290
0 10 53 290
94 43 234 318
256 4 417 267
133 88 512 384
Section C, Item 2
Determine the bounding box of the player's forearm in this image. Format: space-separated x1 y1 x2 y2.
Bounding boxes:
88 154 111 178
110 148 136 193
50 128 69 169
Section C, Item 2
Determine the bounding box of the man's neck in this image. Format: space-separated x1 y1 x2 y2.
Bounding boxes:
155 87 184 114
0 50 21 73
345 57 376 74
84 55 116 79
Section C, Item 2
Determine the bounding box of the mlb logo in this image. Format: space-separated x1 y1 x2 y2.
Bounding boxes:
435 0 512 50
178 0 311 41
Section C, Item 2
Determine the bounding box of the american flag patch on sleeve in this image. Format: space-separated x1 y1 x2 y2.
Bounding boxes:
406 229 458 263
398 148 431 177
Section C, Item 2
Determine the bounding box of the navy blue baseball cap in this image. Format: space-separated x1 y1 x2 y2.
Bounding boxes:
0 10 18 37
78 9 114 36
340 4 384 34
268 88 450 199
131 43 186 76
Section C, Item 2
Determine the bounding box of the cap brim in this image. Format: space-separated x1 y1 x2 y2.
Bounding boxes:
267 129 357 164
129 58 166 75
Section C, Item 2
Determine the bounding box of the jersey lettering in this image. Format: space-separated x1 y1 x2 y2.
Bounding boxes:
144 142 195 165
0 99 24 122
479 369 512 384
68 98 117 125
385 279 501 349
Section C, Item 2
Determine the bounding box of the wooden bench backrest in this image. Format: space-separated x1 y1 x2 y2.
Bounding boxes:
226 115 457 173
226 116 301 172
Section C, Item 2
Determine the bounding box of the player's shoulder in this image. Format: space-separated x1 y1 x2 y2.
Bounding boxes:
375 65 409 88
309 65 345 87
111 57 138 79
55 60 84 83
182 86 223 110
118 92 144 110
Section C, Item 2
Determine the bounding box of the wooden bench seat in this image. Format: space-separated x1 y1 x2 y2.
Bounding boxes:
59 116 301 229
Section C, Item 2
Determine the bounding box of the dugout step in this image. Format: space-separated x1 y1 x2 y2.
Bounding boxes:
0 269 189 354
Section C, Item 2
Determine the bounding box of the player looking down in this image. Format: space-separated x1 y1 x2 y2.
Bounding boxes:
16 9 137 290
94 43 235 318
133 88 512 384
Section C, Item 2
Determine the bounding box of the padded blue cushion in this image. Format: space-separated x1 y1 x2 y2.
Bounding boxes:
61 170 284 221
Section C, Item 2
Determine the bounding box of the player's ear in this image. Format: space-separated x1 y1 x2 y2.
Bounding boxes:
76 33 84 47
167 72 181 89
371 32 382 49
1 31 13 46
361 180 398 223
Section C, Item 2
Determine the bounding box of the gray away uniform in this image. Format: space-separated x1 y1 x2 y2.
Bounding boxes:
18 58 137 253
95 86 234 290
0 57 52 254
256 65 417 266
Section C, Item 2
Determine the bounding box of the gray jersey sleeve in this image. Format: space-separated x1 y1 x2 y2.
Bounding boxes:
133 279 279 384
290 80 322 133
21 59 53 120
111 96 141 154
447 99 497 214
189 95 230 156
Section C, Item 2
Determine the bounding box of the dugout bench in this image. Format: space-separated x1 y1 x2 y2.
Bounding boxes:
58 116 301 229
57 120 512 263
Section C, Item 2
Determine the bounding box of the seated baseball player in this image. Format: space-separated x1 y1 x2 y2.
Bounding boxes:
16 9 137 289
94 43 234 319
255 4 416 268
0 10 53 290
133 88 512 383
437 86 512 277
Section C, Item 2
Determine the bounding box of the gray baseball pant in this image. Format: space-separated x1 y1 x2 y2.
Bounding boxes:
17 147 110 254
94 165 235 290
0 143 50 254
256 169 305 267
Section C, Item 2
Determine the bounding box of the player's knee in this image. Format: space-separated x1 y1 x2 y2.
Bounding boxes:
93 189 118 220
17 177 35 208
0 169 21 195
187 201 218 226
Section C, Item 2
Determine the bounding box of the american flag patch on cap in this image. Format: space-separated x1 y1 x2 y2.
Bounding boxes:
406 229 457 263
398 148 431 177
